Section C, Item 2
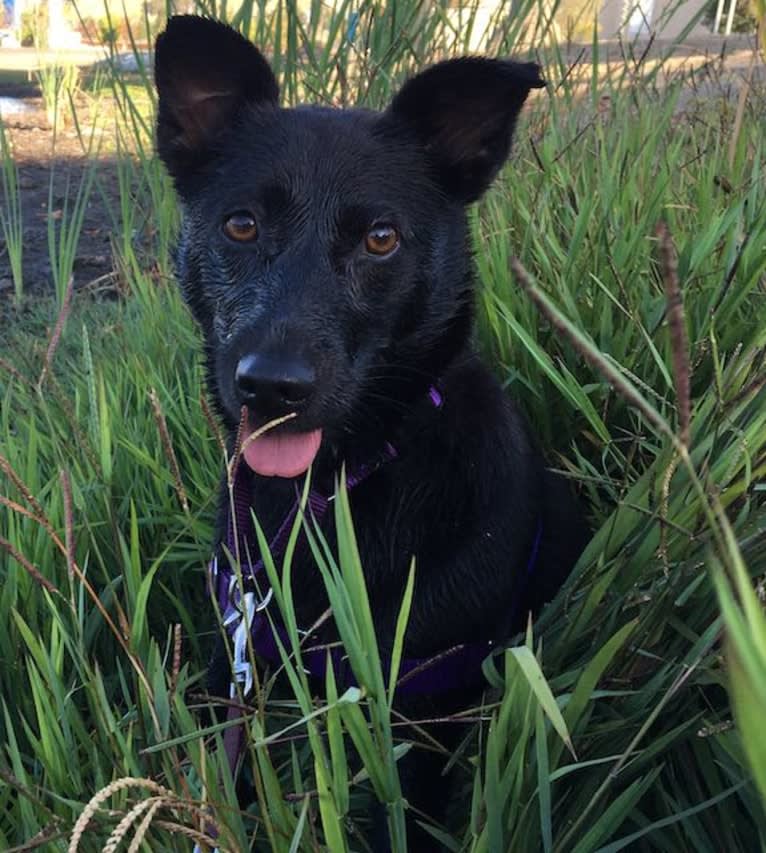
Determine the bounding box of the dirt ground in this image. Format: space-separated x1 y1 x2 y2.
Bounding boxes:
0 88 126 303
0 34 762 307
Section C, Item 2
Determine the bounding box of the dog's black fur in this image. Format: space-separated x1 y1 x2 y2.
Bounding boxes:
155 16 587 849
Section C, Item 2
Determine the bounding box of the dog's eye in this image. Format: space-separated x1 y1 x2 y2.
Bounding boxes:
223 212 258 243
364 225 399 257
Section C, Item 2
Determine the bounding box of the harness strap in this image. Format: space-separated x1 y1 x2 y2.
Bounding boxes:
196 384 543 851
216 517 543 693
213 380 545 697
217 439 398 617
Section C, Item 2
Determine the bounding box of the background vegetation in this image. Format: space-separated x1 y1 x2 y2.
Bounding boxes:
1 1 765 850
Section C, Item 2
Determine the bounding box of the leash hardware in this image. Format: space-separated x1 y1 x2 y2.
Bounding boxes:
222 574 242 628
230 591 256 698
255 586 273 611
224 569 274 614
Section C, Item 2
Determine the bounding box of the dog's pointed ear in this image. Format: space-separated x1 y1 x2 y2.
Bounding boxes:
155 15 278 180
386 57 544 203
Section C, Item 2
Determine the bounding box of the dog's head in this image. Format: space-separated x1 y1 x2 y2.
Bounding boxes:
155 16 543 478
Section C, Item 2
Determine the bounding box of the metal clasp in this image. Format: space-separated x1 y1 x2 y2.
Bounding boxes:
230 591 255 698
226 584 274 699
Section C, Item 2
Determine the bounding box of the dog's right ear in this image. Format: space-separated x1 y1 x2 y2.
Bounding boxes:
155 16 278 181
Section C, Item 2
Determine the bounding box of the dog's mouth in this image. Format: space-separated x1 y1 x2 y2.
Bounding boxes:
240 413 323 478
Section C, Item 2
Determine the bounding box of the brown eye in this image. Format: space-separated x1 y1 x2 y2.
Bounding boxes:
223 212 258 242
364 224 399 256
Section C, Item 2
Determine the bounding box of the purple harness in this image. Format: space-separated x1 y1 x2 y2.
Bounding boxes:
209 385 542 701
196 387 543 849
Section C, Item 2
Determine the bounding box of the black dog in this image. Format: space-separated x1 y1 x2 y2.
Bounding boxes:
155 15 586 849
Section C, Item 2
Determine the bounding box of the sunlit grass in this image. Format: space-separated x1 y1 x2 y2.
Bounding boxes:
0 1 765 850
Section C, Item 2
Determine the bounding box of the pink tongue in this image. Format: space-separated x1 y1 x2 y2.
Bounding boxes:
242 428 323 478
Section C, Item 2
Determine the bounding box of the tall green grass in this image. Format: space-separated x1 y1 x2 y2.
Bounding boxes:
1 1 765 850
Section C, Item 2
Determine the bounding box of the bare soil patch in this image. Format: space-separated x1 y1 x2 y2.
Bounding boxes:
0 92 124 304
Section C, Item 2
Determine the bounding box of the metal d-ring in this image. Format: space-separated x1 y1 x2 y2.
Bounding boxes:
224 571 273 621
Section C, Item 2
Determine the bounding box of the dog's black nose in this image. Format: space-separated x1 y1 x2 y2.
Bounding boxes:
235 353 316 414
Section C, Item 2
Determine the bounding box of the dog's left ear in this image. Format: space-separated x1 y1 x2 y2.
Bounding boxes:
386 57 544 203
